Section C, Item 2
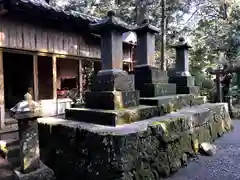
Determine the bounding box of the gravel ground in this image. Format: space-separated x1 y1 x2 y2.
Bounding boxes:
166 120 240 180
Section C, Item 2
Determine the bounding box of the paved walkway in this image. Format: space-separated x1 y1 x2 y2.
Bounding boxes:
166 120 240 180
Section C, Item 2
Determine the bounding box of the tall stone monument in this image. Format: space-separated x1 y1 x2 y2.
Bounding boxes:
65 11 158 126
133 19 176 97
169 37 199 95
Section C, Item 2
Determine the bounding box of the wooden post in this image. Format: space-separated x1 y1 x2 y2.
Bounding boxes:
52 55 57 100
0 48 4 129
33 55 39 101
216 71 223 103
79 59 83 99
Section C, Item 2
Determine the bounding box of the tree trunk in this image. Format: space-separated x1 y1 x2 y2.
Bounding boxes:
160 0 166 70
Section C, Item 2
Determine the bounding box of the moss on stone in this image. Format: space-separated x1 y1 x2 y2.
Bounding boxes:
166 141 182 172
38 103 233 180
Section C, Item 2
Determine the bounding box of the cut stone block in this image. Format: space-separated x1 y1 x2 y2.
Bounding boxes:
65 105 158 126
135 65 169 88
85 90 140 110
137 83 176 97
176 86 200 96
91 69 134 91
169 76 195 87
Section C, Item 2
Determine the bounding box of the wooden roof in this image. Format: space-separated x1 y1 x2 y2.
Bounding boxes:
1 0 136 45
2 0 100 31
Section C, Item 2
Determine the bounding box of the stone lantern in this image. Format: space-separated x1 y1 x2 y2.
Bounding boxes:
10 92 55 179
169 37 199 95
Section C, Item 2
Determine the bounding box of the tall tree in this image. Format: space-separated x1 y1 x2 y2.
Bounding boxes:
62 0 195 67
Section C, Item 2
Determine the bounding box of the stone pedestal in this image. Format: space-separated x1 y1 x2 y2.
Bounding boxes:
135 65 176 97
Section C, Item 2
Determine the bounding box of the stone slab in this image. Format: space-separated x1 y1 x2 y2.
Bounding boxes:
140 94 197 114
65 105 158 126
137 83 176 97
85 90 140 110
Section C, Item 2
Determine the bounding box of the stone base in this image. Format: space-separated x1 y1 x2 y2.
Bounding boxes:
169 76 195 86
14 161 55 180
91 69 134 91
135 65 169 88
38 103 232 180
176 86 199 95
137 83 176 97
85 90 140 110
65 105 158 126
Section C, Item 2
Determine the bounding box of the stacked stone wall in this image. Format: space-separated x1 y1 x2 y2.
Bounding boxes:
38 103 232 180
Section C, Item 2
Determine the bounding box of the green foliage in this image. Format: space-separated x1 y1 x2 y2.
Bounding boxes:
55 0 240 100
62 0 196 67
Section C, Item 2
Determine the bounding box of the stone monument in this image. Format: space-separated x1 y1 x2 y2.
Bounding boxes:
169 37 199 95
133 19 176 97
10 93 55 180
65 11 158 126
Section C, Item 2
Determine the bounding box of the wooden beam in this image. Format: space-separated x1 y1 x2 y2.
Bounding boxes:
0 48 5 129
52 55 57 99
33 54 39 101
79 59 83 99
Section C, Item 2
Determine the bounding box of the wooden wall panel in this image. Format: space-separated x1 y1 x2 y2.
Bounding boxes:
36 29 48 51
9 22 18 48
47 30 55 53
0 18 133 61
1 20 9 47
16 23 23 48
23 24 36 50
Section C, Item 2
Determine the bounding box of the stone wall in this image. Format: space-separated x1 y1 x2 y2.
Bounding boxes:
38 103 232 180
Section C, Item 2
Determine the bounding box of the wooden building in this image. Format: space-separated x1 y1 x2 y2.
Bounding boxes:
0 0 136 128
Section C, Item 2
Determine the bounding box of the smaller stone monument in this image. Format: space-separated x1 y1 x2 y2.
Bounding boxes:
207 67 223 102
133 19 176 97
10 92 55 180
169 37 199 95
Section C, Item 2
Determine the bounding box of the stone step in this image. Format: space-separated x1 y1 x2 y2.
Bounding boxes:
65 105 159 126
137 83 176 97
140 94 206 115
